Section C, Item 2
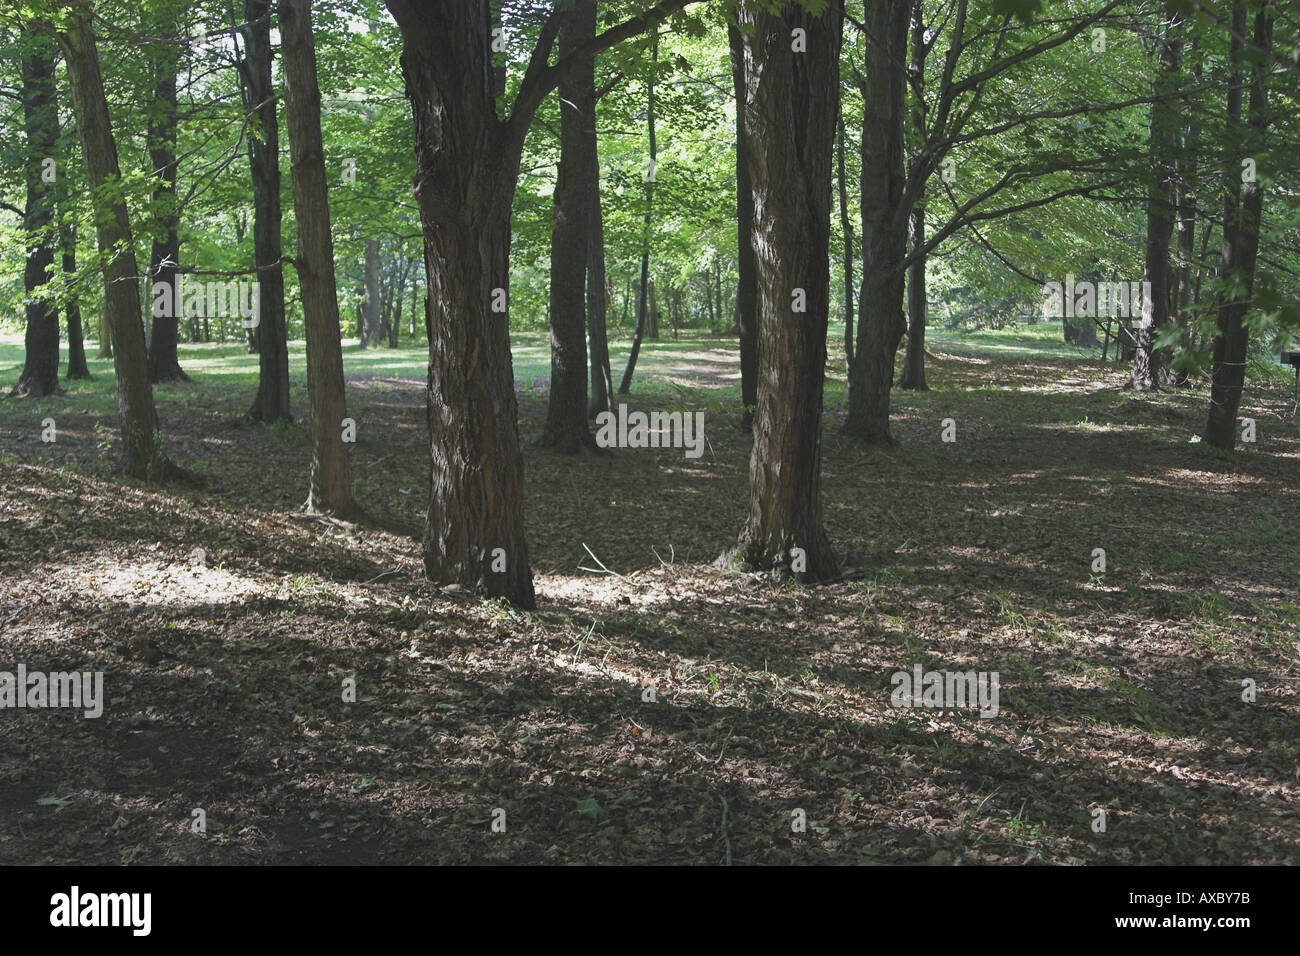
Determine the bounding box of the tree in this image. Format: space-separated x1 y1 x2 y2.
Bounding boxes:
279 0 359 516
723 0 842 582
898 0 929 392
843 0 908 443
728 20 758 428
383 0 693 608
836 114 854 393
1131 10 1183 391
587 166 614 419
61 217 90 379
1204 0 1272 450
54 2 181 479
11 31 60 398
619 27 659 396
145 2 188 384
239 0 290 423
363 238 380 348
542 0 597 452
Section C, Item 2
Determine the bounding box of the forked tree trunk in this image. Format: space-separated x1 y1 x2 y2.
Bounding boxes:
241 0 290 423
384 0 689 606
843 0 909 444
12 33 60 399
57 6 180 480
542 0 596 452
722 0 842 582
386 1 536 607
279 0 359 516
1205 1 1271 450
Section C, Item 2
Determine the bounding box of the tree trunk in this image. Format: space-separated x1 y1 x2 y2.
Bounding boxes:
1205 1 1270 450
1131 12 1182 391
899 199 928 390
897 0 927 392
145 8 188 384
363 238 380 348
542 0 596 452
836 115 854 390
241 0 290 423
61 218 91 379
618 30 658 395
57 6 179 480
722 0 842 582
12 33 60 399
587 171 613 418
728 21 759 428
280 0 359 516
843 0 909 444
1171 37 1200 388
386 0 536 607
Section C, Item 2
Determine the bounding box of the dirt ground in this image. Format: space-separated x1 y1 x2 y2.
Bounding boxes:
1 346 1297 864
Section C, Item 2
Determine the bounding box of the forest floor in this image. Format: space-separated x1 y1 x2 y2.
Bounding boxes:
1 324 1298 864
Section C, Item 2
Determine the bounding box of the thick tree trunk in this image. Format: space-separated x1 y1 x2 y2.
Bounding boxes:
843 0 909 444
618 32 658 396
12 34 60 399
241 0 290 423
363 239 380 348
722 0 842 582
280 0 359 516
1131 13 1182 391
1205 2 1270 450
57 6 179 480
542 0 596 452
729 22 759 428
145 9 188 384
386 0 536 608
61 219 91 380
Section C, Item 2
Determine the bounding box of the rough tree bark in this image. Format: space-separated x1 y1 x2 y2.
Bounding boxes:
542 0 597 452
12 32 60 399
56 6 181 480
1205 1 1271 450
721 0 842 582
728 21 758 428
383 0 689 606
239 0 290 423
387 0 538 604
843 0 909 444
145 6 189 384
279 0 359 516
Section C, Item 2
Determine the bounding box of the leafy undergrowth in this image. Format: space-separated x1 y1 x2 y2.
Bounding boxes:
1 345 1297 864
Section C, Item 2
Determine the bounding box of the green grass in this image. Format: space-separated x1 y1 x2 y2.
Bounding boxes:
0 328 752 408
